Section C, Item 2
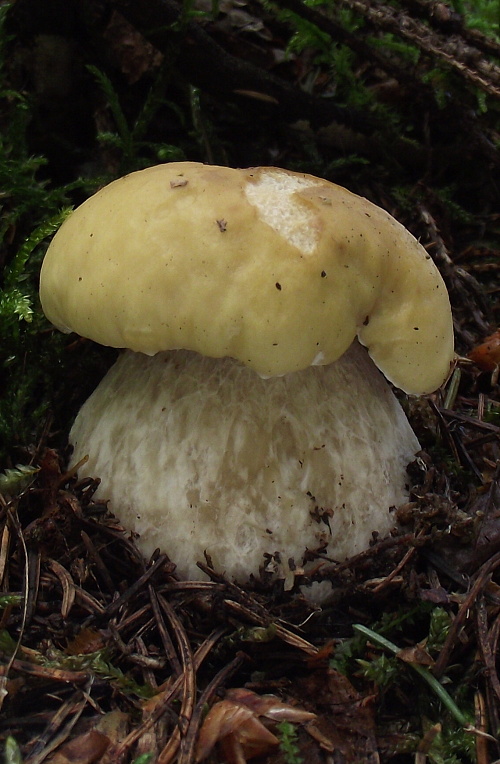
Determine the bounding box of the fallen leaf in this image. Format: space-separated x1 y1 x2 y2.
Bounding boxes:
47 730 109 764
224 714 279 760
196 688 315 762
397 644 435 666
66 628 107 655
469 329 500 371
296 669 379 763
196 700 255 760
225 688 316 722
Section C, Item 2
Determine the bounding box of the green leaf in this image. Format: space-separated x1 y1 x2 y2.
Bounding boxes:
4 737 23 764
277 721 303 764
0 595 22 610
4 208 72 288
0 629 19 654
427 608 453 653
0 288 33 324
0 464 39 495
131 755 155 764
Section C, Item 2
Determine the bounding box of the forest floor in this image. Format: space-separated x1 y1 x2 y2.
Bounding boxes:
1 1 499 762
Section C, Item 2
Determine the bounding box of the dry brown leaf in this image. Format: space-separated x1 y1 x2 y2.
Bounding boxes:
225 714 279 760
103 11 163 83
397 644 435 666
469 329 500 371
296 669 379 763
66 627 107 655
47 730 109 764
195 701 256 761
225 687 316 722
196 687 315 762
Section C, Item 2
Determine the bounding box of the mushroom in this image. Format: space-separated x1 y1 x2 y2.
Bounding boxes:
39 162 454 583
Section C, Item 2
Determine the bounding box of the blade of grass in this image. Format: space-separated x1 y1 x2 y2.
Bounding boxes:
352 623 470 727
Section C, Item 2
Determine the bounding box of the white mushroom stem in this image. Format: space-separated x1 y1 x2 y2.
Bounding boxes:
70 341 419 583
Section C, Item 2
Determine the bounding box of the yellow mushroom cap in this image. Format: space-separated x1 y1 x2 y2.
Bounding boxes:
39 162 454 394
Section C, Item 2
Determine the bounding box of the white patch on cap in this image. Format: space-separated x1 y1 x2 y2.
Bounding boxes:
245 170 320 254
